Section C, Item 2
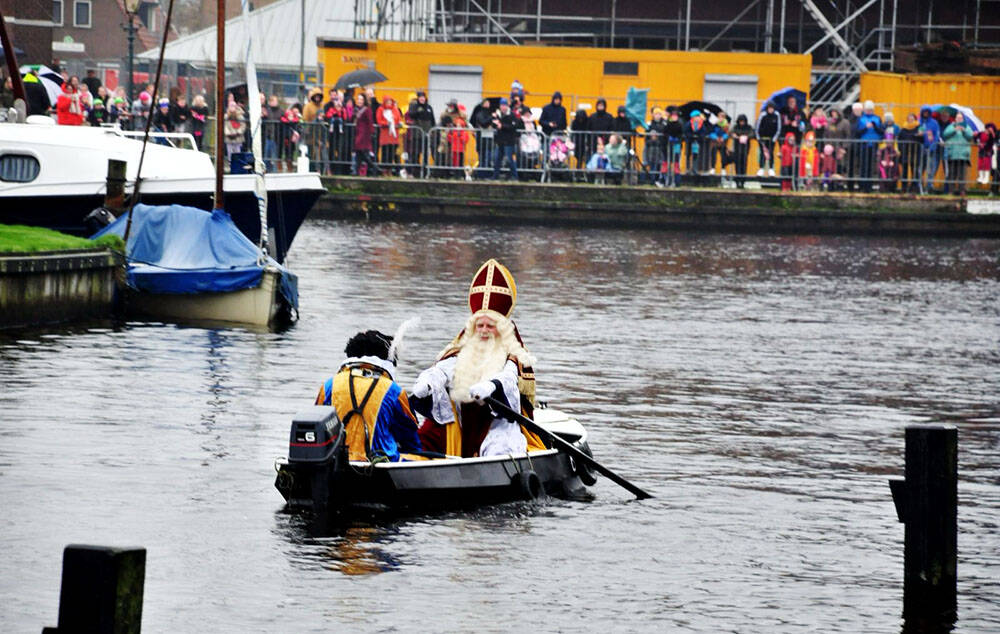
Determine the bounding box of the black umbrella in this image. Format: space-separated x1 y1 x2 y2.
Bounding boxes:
333 68 387 91
677 100 724 120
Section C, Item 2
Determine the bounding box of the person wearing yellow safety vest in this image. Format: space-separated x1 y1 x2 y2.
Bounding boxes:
314 330 422 462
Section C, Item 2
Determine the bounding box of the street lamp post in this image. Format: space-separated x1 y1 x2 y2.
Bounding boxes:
123 0 141 102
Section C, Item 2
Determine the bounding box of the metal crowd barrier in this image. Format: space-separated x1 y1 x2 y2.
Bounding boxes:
246 119 989 194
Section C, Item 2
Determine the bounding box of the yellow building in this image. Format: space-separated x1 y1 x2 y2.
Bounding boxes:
860 71 1000 123
318 39 812 120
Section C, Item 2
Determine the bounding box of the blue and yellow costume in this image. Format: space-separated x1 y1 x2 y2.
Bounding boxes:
315 357 421 462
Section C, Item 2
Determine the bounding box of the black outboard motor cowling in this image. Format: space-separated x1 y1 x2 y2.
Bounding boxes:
276 407 345 510
288 406 343 464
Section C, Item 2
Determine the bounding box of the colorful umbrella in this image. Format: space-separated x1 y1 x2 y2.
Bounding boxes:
948 103 983 131
19 64 63 107
921 104 981 132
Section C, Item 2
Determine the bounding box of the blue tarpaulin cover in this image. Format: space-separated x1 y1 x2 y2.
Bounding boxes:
93 204 297 308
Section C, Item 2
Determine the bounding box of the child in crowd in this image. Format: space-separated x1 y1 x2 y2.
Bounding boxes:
87 98 107 127
810 107 828 138
223 102 245 165
780 132 797 191
587 136 611 184
976 130 994 185
878 129 899 191
447 111 470 178
153 97 172 133
799 130 818 190
665 108 684 185
190 94 209 150
819 144 838 191
518 107 542 172
548 133 573 169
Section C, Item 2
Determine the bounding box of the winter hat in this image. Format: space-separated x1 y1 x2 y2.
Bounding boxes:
690 109 702 118
93 98 103 106
884 111 895 122
499 97 508 106
139 91 151 103
863 99 875 111
158 98 169 107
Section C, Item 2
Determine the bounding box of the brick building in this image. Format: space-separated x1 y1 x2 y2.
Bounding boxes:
0 0 53 67
50 0 174 88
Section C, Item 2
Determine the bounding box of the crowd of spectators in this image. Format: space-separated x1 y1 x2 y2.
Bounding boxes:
4 69 997 195
270 80 997 195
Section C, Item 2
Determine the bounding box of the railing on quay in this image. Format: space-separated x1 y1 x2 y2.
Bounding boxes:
88 115 992 194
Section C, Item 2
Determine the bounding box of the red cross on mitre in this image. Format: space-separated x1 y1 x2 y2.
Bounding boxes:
468 258 517 318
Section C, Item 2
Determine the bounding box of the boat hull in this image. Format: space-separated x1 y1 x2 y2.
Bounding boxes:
0 184 320 265
124 267 290 327
275 407 594 515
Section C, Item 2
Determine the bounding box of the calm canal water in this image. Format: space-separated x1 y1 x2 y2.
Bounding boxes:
2 220 998 632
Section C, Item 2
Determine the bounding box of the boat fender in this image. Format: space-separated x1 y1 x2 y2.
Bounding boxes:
571 441 598 487
513 470 543 501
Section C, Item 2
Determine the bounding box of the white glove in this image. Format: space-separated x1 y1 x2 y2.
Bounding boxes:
469 380 496 403
411 373 433 398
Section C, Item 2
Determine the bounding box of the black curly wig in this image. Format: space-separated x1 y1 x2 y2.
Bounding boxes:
344 330 394 361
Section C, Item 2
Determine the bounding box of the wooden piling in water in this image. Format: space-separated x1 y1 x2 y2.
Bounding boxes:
42 545 146 634
895 424 958 626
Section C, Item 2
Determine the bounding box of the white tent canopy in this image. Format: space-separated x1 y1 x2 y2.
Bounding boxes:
137 0 353 70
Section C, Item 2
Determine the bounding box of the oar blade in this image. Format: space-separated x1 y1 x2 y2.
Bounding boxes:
485 397 653 500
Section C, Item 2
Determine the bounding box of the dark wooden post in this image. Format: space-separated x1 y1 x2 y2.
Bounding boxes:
42 545 146 634
105 160 128 214
898 424 958 626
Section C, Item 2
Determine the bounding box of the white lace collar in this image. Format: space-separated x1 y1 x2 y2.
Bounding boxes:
339 356 396 381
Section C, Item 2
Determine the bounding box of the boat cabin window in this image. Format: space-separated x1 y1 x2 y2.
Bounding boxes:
0 154 41 183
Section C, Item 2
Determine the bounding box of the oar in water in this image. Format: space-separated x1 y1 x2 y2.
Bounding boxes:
484 397 653 500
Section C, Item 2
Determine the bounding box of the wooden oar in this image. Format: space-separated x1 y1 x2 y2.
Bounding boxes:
484 397 653 500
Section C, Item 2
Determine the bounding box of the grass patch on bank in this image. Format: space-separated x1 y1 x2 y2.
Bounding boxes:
0 224 124 254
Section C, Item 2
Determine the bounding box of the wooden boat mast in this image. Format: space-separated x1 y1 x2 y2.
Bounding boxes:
213 0 225 211
0 8 26 104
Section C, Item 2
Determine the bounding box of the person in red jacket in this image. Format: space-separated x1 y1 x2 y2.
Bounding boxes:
56 83 84 126
780 132 798 191
375 96 402 173
447 111 470 178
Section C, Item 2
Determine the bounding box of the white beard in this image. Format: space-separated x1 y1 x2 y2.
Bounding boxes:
450 333 508 404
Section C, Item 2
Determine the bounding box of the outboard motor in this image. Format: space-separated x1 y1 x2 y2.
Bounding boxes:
275 406 344 510
84 207 117 235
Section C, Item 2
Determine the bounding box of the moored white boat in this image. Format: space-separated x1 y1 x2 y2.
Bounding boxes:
0 119 322 263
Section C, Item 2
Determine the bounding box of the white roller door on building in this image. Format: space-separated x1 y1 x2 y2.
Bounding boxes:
428 65 483 118
703 74 759 122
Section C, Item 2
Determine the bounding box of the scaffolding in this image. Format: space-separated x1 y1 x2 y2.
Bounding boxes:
352 0 999 108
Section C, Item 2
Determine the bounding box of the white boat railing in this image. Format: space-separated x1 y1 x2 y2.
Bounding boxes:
118 129 198 151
